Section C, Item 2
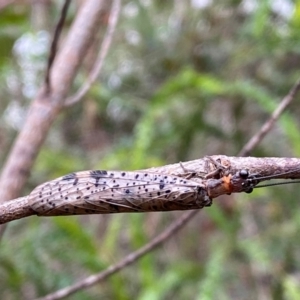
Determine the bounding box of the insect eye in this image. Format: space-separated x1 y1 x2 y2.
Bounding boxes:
245 187 253 194
239 169 249 179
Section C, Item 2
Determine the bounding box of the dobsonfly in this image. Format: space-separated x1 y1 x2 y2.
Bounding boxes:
28 162 300 217
28 170 213 216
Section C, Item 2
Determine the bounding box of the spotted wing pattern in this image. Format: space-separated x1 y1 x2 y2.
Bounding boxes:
28 170 212 216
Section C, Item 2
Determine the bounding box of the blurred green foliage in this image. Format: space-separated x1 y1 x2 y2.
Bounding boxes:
1 0 300 299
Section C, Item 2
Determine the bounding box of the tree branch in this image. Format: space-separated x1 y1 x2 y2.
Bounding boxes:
1 155 300 224
45 0 72 91
65 0 121 106
239 79 300 156
0 0 108 240
0 0 107 204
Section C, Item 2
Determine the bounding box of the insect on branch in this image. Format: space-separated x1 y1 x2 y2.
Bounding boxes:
1 155 300 225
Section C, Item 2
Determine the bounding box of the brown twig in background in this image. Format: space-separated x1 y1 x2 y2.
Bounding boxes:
36 210 199 300
0 0 108 241
65 0 121 106
45 0 72 92
0 0 107 203
239 79 300 156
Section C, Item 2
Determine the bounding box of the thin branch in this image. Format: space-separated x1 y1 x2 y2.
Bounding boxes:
239 79 300 156
0 0 107 241
36 210 199 300
65 0 121 106
45 0 72 92
0 0 107 203
0 197 33 224
2 155 300 224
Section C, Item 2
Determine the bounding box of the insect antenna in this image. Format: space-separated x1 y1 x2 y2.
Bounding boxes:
249 166 300 182
237 167 300 193
254 180 300 189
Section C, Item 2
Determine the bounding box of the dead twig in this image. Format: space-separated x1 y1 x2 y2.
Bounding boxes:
239 79 300 156
0 0 107 204
0 0 108 241
45 0 72 92
65 0 121 106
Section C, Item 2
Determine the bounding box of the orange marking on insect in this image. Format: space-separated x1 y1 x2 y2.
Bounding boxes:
205 174 234 198
220 174 233 194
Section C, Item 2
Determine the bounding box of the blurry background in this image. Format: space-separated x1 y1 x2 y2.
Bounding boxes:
1 0 300 299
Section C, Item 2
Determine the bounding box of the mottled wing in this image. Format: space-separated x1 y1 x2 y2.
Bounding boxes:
29 170 211 216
